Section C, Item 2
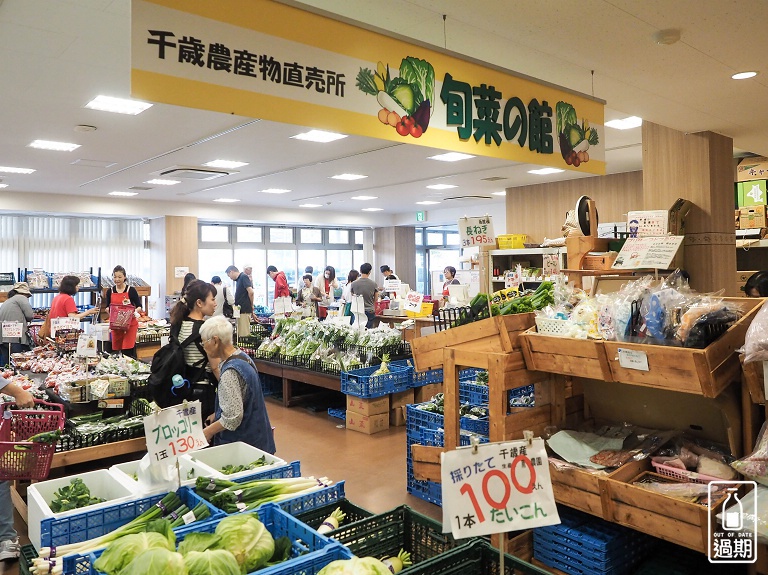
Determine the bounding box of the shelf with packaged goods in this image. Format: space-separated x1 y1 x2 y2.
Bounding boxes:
481 247 566 293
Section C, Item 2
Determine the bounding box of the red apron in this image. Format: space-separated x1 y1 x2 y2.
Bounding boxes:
110 289 138 350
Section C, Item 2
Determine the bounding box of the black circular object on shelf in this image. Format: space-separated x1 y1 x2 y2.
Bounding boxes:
576 195 599 235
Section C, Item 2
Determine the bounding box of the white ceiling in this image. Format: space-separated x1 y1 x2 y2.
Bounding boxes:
0 0 766 227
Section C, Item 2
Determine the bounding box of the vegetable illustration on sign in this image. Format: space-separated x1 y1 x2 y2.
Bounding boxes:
556 101 599 167
356 56 436 139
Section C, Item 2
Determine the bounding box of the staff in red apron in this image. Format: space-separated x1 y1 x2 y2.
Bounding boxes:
107 265 142 358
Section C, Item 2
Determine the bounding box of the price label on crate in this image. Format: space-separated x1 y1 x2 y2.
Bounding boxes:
459 216 496 247
1 321 22 339
441 438 559 538
50 316 79 337
143 400 207 464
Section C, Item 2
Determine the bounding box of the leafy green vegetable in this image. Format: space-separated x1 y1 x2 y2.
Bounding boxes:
355 68 378 96
567 123 584 148
49 478 105 513
318 557 393 575
185 549 241 575
119 548 186 575
556 101 577 135
266 536 292 566
215 514 275 572
178 532 222 556
399 56 435 114
588 126 600 146
389 80 419 116
145 519 176 550
93 532 174 575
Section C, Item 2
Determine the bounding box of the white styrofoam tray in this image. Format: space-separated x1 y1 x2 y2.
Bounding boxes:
190 441 287 480
28 469 135 551
109 454 221 495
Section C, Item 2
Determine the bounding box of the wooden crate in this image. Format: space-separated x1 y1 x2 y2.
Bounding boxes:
519 327 612 381
741 356 765 404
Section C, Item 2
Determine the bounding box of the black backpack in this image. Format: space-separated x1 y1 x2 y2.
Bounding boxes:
222 287 234 318
148 325 203 407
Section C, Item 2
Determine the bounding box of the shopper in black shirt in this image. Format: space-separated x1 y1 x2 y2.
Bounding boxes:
380 265 398 298
225 265 254 314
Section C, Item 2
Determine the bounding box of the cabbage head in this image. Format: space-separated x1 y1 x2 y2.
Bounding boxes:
119 548 186 575
318 557 392 575
93 532 174 575
178 532 222 556
214 514 275 572
185 549 241 575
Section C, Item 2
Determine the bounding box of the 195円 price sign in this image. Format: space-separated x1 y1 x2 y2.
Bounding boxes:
143 400 208 464
458 216 496 247
441 438 560 538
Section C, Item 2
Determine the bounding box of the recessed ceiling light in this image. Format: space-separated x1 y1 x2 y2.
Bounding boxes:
362 207 383 212
351 195 378 201
85 95 152 115
291 130 348 143
213 198 241 203
109 191 138 197
732 71 758 80
605 116 642 130
204 160 249 169
426 184 457 190
528 168 565 175
0 184 8 189
492 191 507 196
0 166 35 174
299 203 322 208
416 201 440 205
145 178 181 186
331 173 368 180
28 140 80 152
428 152 475 162
258 188 291 194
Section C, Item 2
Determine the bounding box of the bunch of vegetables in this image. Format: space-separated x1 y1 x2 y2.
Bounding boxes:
195 475 333 514
318 550 412 574
66 411 146 437
32 491 213 575
220 455 270 475
94 355 151 376
356 56 435 139
49 477 105 513
371 353 391 376
556 101 599 167
416 393 488 420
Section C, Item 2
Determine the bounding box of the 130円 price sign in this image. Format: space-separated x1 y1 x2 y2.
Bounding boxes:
143 400 208 464
441 438 559 538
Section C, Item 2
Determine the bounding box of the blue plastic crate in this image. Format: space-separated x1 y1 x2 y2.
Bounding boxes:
341 364 413 398
533 536 648 574
88 503 344 575
535 507 648 555
459 368 485 381
327 407 346 421
405 403 489 436
411 367 443 387
459 380 489 405
534 529 649 566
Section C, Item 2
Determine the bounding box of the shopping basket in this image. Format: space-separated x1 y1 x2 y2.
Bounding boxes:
0 399 65 481
109 304 135 332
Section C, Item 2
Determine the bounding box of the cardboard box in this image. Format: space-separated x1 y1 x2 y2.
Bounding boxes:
346 394 389 416
736 209 741 230
737 156 768 182
740 180 767 206
581 252 618 270
390 406 406 427
414 383 442 404
346 411 389 434
390 389 415 410
739 205 767 229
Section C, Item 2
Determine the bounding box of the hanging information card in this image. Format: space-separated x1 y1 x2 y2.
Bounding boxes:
611 236 684 270
404 291 424 313
143 400 207 464
459 216 496 248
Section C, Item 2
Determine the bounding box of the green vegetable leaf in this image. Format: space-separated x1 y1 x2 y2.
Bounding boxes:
355 68 378 96
556 101 577 135
119 548 186 575
93 532 175 575
266 536 292 566
215 514 275 572
399 56 435 114
185 549 242 575
588 127 600 146
178 532 222 556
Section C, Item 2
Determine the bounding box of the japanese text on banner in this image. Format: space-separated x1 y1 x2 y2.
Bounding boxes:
459 216 496 247
441 438 559 538
143 400 208 464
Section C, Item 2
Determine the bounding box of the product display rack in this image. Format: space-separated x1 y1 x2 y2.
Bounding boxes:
480 248 567 294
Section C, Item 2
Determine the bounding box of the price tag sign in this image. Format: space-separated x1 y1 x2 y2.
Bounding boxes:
143 400 207 464
51 317 79 337
383 279 401 293
459 216 496 247
76 334 98 357
2 321 23 339
441 438 559 538
273 296 292 316
404 291 423 313
617 348 649 371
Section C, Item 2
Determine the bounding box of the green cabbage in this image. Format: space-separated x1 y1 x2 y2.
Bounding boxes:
93 532 174 575
119 548 186 575
178 532 222 556
318 557 392 575
214 514 275 572
399 57 435 114
556 101 578 135
185 549 241 575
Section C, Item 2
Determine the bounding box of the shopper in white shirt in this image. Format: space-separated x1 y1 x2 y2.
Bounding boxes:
340 269 359 303
211 276 235 317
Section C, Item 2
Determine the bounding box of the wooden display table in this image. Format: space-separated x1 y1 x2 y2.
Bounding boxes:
251 359 340 407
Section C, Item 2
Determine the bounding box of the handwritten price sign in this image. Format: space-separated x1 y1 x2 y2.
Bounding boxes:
2 321 23 339
143 400 208 464
441 438 559 538
459 216 496 248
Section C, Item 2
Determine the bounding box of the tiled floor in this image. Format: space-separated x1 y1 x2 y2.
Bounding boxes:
1 396 440 575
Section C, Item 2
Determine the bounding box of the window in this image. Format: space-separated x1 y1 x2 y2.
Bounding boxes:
201 225 229 243
266 250 297 302
327 250 352 288
354 230 364 244
446 233 460 246
298 249 325 281
415 229 423 245
269 227 293 243
427 232 444 245
199 249 236 287
328 229 349 244
237 226 262 243
300 229 323 244
234 248 267 306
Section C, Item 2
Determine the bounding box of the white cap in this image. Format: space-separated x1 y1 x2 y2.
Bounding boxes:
243 263 253 269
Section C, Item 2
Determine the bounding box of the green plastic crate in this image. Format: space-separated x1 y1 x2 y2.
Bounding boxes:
330 505 462 570
20 544 38 575
408 539 550 575
293 498 374 534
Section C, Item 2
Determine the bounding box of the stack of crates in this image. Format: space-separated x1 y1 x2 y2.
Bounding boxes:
533 508 656 575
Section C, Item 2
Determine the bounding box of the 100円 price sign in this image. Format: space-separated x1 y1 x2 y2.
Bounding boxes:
441 438 560 538
143 400 208 464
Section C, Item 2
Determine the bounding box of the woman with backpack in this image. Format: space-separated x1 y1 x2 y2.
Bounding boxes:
200 315 276 453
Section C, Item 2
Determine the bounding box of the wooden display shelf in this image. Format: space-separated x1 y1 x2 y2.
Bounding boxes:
251 359 340 407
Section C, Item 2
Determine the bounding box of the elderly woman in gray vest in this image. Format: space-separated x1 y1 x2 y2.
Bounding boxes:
200 315 276 454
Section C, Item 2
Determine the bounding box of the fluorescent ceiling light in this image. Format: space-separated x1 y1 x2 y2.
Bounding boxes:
428 152 475 162
0 166 35 174
85 95 152 115
299 203 322 208
362 207 383 212
258 188 291 194
426 184 457 190
28 140 80 152
145 178 181 186
109 191 138 197
0 184 8 189
331 173 367 180
213 198 240 203
204 160 249 169
351 195 378 200
492 191 507 196
528 168 565 175
291 130 347 143
732 71 758 80
416 200 440 205
605 116 642 130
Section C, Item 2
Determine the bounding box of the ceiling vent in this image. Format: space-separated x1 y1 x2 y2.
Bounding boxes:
156 166 233 180
481 176 508 182
444 195 493 202
128 186 152 191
